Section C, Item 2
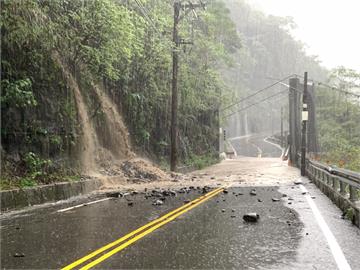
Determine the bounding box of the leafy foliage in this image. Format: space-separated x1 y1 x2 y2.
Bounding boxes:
316 68 360 171
1 79 37 108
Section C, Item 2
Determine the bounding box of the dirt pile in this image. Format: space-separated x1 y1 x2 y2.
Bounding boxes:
95 158 172 189
120 158 169 182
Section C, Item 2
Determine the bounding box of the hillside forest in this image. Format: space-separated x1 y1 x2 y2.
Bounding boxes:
1 0 359 189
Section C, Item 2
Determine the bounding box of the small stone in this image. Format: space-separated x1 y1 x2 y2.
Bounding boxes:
258 199 263 202
302 192 307 195
250 190 257 196
211 177 215 179
223 189 229 194
288 197 294 200
153 200 163 206
231 215 236 218
288 202 292 205
221 209 226 212
13 253 25 258
15 226 20 230
311 196 316 199
106 192 121 198
272 198 280 202
243 213 260 222
183 199 191 204
238 193 244 196
127 202 134 206
131 191 138 195
223 199 226 202
231 209 235 212
294 180 303 185
282 194 287 197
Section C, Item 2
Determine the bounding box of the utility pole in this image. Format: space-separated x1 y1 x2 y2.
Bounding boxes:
288 77 300 166
170 1 205 172
170 1 180 172
280 107 283 147
300 72 308 176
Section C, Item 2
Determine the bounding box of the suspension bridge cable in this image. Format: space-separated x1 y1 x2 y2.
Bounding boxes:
224 88 289 118
221 74 299 112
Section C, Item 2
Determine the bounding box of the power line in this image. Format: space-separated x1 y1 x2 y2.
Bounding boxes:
221 74 298 112
291 74 360 98
134 0 163 38
314 81 360 98
224 88 289 118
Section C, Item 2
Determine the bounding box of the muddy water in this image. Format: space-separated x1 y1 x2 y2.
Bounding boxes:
91 83 132 160
54 54 99 173
54 54 133 181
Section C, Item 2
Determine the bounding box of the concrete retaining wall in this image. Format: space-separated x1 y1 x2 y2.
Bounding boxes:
0 179 102 212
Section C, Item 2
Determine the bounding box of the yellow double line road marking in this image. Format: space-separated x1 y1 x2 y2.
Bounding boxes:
62 187 224 270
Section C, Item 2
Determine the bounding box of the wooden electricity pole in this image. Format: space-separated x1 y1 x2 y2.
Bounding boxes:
170 1 180 172
300 72 308 176
170 1 205 172
280 107 284 147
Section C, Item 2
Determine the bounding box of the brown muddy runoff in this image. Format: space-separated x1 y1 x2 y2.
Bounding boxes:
54 53 172 190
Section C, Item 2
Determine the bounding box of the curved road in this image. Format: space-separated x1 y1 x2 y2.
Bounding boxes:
229 133 282 158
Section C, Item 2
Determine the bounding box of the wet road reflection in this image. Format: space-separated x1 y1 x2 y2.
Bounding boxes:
1 187 303 269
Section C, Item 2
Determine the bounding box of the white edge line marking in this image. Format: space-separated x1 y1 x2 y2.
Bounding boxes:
57 198 111 213
299 184 352 270
228 140 238 157
264 137 285 158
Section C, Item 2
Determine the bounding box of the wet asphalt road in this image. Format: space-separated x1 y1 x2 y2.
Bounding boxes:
229 134 282 158
1 135 360 269
1 187 302 269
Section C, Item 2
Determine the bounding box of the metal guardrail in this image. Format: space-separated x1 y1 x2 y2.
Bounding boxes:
306 159 360 202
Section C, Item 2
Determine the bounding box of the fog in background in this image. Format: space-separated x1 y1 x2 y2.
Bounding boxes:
247 0 360 72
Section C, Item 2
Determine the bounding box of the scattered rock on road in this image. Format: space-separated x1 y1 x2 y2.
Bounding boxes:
106 192 121 198
250 189 257 196
272 198 280 202
243 213 260 222
152 200 163 206
13 253 25 258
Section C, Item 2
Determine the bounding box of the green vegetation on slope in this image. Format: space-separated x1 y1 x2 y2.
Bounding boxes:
316 67 360 172
1 0 239 187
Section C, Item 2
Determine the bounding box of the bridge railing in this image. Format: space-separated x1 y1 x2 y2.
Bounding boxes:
306 158 360 226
